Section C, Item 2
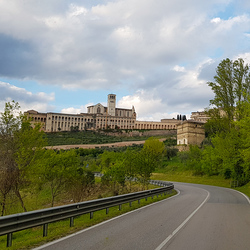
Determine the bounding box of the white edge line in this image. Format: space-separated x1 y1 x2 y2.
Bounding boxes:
34 190 180 250
230 189 250 204
154 189 210 250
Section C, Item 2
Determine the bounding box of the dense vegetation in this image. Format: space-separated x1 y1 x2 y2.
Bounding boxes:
45 129 166 146
175 58 250 186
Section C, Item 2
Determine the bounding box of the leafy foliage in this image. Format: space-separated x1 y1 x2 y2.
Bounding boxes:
177 58 250 186
0 101 46 215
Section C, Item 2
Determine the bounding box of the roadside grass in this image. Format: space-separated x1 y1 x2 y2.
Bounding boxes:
0 190 177 250
153 156 250 198
234 182 250 198
153 156 232 188
152 172 231 188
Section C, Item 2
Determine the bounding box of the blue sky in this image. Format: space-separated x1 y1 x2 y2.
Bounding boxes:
1 0 250 121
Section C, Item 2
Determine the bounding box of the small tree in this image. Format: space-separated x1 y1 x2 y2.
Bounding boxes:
38 150 80 207
136 138 165 188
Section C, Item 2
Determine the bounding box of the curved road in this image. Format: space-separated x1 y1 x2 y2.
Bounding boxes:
35 183 250 250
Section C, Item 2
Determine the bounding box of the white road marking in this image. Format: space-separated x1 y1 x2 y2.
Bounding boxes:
155 189 210 250
231 189 250 204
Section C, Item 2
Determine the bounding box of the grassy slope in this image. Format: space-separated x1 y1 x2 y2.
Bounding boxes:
152 157 250 198
45 130 166 146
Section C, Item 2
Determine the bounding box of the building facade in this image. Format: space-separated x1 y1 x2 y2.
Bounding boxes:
190 111 210 123
177 120 205 146
25 94 182 133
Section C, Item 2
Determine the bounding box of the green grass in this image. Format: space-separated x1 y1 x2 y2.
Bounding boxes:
152 172 231 188
234 182 250 198
153 156 231 188
0 190 177 249
153 156 250 197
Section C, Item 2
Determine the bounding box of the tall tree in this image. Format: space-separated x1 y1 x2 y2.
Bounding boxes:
0 101 45 215
207 58 250 133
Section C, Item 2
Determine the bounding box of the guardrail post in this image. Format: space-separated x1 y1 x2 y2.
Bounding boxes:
145 197 147 201
7 233 12 247
106 208 109 214
152 195 154 199
70 217 74 227
90 212 93 219
119 204 122 211
43 224 48 237
129 201 132 207
138 199 140 204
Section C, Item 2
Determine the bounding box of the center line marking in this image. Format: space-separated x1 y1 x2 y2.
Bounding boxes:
155 189 210 250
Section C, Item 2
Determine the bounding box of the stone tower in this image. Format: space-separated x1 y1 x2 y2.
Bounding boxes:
107 94 116 116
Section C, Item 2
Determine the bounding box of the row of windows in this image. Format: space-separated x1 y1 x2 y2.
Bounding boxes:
135 124 176 129
31 117 46 122
50 116 94 122
97 119 134 123
50 115 134 122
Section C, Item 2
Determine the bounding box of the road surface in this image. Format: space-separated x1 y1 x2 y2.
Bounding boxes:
35 183 250 250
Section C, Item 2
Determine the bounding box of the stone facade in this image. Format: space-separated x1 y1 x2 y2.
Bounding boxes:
177 120 205 146
190 111 210 122
25 94 181 132
135 119 180 130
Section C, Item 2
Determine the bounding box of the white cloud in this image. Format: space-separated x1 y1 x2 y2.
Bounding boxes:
0 81 54 113
173 65 186 72
211 17 221 23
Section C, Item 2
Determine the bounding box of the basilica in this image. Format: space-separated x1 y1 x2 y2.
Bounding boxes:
25 94 180 132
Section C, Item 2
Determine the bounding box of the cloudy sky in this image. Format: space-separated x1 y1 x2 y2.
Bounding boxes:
1 0 250 121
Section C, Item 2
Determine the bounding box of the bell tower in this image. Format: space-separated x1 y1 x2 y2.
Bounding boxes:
107 94 116 116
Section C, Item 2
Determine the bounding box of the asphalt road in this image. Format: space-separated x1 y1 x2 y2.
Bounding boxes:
35 183 250 250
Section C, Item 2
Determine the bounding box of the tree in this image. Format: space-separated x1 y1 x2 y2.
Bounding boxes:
206 58 250 135
0 101 46 215
38 150 80 207
100 151 126 194
136 138 165 187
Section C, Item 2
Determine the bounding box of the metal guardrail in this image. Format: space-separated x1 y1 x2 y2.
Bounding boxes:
0 180 174 247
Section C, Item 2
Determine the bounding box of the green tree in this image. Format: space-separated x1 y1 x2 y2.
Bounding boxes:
38 150 80 207
136 138 165 187
206 58 250 135
235 99 250 183
67 167 95 202
100 151 126 194
0 101 45 215
185 145 203 175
